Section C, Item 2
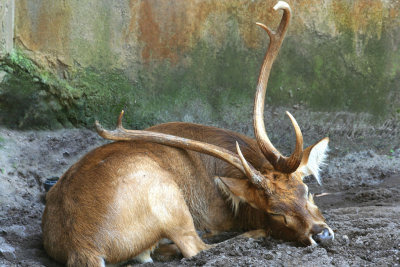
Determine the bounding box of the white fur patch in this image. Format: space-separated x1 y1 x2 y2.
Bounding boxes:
215 178 242 216
300 139 329 185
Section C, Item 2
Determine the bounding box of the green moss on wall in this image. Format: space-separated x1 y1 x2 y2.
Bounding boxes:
131 26 399 126
132 40 262 125
0 50 156 129
267 29 398 116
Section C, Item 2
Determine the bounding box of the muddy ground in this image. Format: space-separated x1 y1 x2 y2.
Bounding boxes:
0 124 399 266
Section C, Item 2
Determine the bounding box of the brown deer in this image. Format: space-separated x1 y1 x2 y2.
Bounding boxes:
42 2 334 266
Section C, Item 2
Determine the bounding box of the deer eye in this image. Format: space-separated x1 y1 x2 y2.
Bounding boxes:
270 213 288 225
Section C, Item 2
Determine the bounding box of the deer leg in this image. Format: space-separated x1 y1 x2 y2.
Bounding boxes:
147 179 210 259
168 230 210 258
239 229 269 239
153 242 181 261
133 248 153 263
163 201 210 258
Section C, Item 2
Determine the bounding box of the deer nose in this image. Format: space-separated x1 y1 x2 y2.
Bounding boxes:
312 228 334 244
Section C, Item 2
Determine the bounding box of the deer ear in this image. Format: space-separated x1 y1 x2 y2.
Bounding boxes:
298 137 329 185
215 177 262 212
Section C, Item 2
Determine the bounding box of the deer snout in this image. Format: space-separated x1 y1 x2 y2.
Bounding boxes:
312 227 334 244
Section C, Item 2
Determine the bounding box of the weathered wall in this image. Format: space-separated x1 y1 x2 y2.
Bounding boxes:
0 0 14 58
0 0 399 129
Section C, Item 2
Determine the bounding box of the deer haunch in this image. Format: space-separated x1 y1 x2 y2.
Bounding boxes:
42 141 211 265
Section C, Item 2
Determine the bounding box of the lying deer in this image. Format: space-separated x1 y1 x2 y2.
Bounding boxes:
42 2 334 266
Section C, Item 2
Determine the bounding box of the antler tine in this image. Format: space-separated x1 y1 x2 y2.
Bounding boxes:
236 142 273 193
274 1 291 37
256 1 291 41
253 1 302 173
274 112 303 172
117 110 124 129
236 142 262 185
255 22 274 40
95 112 265 187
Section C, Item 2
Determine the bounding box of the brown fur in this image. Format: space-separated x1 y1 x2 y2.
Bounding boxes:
42 122 330 266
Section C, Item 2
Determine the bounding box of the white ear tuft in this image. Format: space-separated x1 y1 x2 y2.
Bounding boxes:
215 178 242 215
300 138 329 185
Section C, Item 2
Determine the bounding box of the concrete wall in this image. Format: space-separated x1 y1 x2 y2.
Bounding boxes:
0 0 399 130
0 0 14 58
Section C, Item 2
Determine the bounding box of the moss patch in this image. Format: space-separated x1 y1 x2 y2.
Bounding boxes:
134 41 261 123
267 28 399 116
131 26 399 125
0 50 156 129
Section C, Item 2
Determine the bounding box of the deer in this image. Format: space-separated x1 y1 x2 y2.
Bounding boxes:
42 2 334 266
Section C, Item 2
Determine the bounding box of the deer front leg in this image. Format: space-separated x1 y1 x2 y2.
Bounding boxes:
153 242 181 261
239 229 269 239
169 231 210 258
159 184 211 258
134 249 153 263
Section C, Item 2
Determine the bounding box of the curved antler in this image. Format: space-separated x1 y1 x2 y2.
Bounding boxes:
253 1 304 173
95 111 265 186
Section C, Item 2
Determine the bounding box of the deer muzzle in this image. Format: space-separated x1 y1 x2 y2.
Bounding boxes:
312 227 334 244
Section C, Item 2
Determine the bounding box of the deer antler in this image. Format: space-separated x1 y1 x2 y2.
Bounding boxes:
95 111 265 187
253 1 304 173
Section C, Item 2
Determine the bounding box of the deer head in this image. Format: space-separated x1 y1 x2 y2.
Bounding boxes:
95 1 333 245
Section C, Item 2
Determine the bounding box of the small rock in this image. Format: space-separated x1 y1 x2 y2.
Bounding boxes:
1 250 16 261
367 150 375 157
5 225 26 238
342 235 350 245
0 237 16 261
354 238 364 246
265 253 274 260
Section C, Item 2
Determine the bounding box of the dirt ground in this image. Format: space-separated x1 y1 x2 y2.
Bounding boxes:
0 126 399 266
